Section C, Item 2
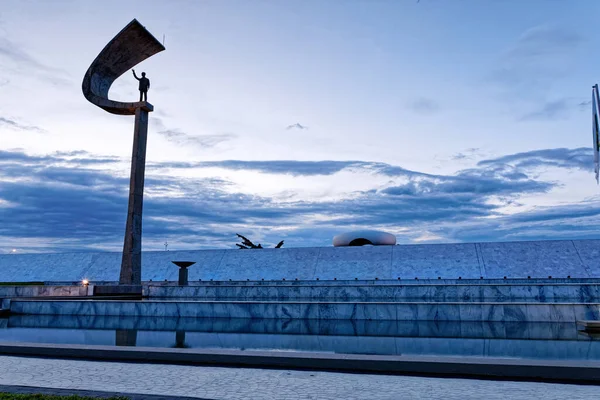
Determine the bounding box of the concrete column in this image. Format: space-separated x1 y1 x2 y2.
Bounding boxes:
119 105 150 285
179 267 189 286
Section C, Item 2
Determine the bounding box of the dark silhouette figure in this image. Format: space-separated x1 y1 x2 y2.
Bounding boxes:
132 69 150 102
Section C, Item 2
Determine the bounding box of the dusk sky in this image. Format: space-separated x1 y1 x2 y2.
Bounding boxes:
1 0 600 253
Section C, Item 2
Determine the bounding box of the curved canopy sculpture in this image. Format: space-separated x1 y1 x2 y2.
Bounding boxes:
82 19 165 115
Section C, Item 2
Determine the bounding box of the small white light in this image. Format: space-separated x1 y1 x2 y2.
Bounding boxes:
11 249 17 253
82 279 89 286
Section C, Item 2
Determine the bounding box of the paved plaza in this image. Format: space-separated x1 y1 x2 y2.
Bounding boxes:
0 355 597 399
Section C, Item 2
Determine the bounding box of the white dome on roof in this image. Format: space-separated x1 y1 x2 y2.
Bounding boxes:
333 230 396 247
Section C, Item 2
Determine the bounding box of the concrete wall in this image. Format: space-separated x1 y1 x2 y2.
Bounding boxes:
146 283 600 303
1 239 599 283
8 299 600 322
0 286 88 298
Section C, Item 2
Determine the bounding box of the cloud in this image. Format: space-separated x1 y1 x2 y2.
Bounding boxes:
451 148 483 161
519 97 592 121
413 232 446 243
507 25 582 59
0 149 120 166
478 147 590 171
488 25 583 97
0 147 597 253
407 98 440 114
0 37 69 84
0 38 53 72
381 170 549 199
165 160 368 176
0 116 45 133
519 99 570 121
152 159 436 179
152 117 236 149
158 129 236 149
286 123 308 130
434 200 600 244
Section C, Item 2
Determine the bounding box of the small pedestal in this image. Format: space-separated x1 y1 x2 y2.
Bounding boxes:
172 261 196 286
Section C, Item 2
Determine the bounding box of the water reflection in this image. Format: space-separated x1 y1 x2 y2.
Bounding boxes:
2 315 587 340
1 315 599 360
174 330 189 348
115 329 137 346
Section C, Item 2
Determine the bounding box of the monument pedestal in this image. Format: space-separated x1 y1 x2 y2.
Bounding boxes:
119 104 151 285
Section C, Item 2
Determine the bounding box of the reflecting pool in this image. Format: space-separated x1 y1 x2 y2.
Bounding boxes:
0 315 598 360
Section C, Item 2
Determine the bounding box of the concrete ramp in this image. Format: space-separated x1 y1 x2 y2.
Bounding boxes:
0 239 598 283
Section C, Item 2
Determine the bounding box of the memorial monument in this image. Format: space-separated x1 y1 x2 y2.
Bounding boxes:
82 19 165 284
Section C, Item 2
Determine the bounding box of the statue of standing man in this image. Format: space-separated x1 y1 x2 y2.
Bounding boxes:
132 69 150 102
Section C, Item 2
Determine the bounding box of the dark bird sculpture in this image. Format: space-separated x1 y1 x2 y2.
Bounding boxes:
236 234 284 249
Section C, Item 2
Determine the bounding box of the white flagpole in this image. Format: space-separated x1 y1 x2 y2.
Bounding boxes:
593 85 600 184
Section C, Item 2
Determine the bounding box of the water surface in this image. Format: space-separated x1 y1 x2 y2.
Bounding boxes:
1 316 598 360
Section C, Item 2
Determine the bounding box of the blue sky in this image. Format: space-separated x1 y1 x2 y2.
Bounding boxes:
1 0 600 253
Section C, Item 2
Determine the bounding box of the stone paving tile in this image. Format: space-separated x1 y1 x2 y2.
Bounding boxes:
0 356 598 400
